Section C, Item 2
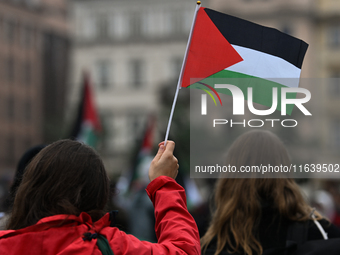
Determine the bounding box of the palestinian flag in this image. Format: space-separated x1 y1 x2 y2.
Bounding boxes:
182 7 308 114
116 115 156 195
70 72 101 148
130 115 156 190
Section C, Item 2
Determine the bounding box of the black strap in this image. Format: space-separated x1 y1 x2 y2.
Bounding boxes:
286 221 309 245
109 210 119 227
262 221 309 255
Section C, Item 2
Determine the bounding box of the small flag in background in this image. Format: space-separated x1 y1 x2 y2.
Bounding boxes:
130 115 156 190
116 115 156 195
182 7 308 114
70 71 101 148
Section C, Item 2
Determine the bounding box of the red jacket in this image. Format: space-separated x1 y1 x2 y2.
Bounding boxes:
0 176 200 255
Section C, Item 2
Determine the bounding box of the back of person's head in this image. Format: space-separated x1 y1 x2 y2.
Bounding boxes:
225 129 290 172
7 139 110 230
201 130 315 255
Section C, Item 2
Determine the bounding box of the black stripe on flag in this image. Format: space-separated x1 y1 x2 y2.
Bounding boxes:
204 8 308 69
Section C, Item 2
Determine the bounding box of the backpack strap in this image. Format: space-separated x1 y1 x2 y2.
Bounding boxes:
282 221 308 255
286 220 309 245
311 210 328 240
287 209 329 243
109 210 119 227
83 232 114 255
96 234 114 255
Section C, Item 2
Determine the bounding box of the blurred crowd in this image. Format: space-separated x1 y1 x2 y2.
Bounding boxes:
0 132 340 241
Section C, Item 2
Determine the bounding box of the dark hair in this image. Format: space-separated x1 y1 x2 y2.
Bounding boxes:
7 140 110 230
5 145 45 210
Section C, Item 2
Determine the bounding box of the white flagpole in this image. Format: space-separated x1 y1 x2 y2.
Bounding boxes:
164 1 201 146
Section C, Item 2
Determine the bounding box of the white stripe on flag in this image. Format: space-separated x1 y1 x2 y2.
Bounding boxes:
226 45 302 88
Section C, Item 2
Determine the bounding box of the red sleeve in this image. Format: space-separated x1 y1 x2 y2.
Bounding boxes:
104 176 201 255
146 176 200 246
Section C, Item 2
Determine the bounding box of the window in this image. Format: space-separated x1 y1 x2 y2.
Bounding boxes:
0 58 3 83
7 95 14 120
24 61 31 85
0 18 2 41
97 14 108 39
4 20 16 44
141 12 150 37
20 26 30 48
81 16 96 40
6 135 15 164
130 59 144 88
130 13 142 38
7 57 14 82
328 25 340 47
163 10 185 36
169 10 182 35
109 13 130 39
24 100 31 122
170 57 183 79
329 72 340 96
163 12 172 36
96 60 111 89
142 11 165 37
25 0 41 7
129 114 145 142
330 120 340 148
110 116 129 152
183 10 194 33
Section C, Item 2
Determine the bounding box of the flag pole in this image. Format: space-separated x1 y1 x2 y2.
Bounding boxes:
164 1 201 146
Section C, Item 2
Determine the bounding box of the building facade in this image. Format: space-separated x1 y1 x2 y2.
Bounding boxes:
70 0 197 174
0 0 69 175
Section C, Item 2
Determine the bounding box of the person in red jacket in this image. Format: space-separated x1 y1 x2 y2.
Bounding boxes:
0 139 200 255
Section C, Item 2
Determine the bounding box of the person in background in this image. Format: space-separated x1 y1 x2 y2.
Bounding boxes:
324 181 340 228
0 145 45 230
201 130 340 255
0 139 200 255
311 190 336 223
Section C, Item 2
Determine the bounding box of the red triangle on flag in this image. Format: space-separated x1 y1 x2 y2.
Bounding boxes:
83 72 101 132
181 7 243 88
141 115 155 152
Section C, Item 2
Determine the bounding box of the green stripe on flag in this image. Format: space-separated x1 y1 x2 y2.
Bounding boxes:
79 124 98 148
189 70 296 115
